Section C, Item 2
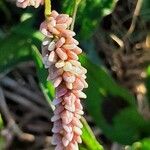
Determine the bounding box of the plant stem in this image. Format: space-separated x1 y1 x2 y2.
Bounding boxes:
44 0 51 19
124 0 143 38
70 0 81 30
81 117 104 150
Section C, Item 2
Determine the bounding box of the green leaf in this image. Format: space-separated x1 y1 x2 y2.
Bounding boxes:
0 33 31 73
81 117 103 150
0 15 47 72
79 54 150 144
0 18 43 73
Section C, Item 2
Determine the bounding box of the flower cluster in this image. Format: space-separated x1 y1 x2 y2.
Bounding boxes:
40 10 88 150
16 0 44 8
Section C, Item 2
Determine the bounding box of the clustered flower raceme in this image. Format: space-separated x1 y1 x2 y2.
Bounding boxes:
40 10 88 150
16 0 44 8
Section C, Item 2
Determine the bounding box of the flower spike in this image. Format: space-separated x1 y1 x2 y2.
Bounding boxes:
40 10 88 150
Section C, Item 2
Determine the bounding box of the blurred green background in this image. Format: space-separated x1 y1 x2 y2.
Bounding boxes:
0 0 150 149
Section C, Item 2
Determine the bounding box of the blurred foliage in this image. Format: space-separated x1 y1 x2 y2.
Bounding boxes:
140 0 150 21
61 0 116 39
126 138 150 150
0 18 149 146
80 55 150 144
0 0 150 149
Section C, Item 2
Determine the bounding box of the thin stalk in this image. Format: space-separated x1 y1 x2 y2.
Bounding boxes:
70 0 81 30
124 0 143 38
44 0 51 19
81 117 104 150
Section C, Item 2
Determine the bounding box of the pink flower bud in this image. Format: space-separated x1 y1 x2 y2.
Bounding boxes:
16 0 44 8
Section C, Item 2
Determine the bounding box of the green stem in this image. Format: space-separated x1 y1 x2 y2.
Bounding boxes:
81 117 104 150
44 0 51 19
70 0 81 30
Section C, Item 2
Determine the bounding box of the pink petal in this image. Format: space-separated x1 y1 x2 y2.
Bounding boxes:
63 62 73 72
63 44 77 49
51 133 62 145
69 60 81 67
54 105 64 115
74 135 82 144
66 17 72 27
48 51 57 63
67 142 78 150
48 41 56 51
48 24 60 35
75 99 83 110
63 72 76 83
73 78 84 90
67 51 78 60
52 120 63 133
72 90 87 99
66 82 73 90
56 85 68 98
63 93 76 104
62 137 69 147
48 66 63 80
73 126 82 135
60 29 76 37
53 76 63 88
61 110 73 124
56 14 69 24
56 37 66 48
52 98 63 105
55 143 64 150
56 48 68 60
65 37 79 45
65 132 73 142
72 117 83 128
65 104 75 112
55 60 65 68
63 124 72 133
51 114 61 122
51 10 59 19
75 109 84 115
72 47 82 55
56 24 68 30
